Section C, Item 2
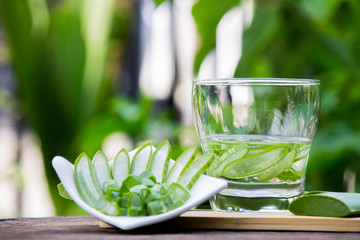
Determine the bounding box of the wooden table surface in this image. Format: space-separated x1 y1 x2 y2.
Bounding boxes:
1 216 360 240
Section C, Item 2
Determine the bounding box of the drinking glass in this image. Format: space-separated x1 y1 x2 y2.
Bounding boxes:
192 78 320 212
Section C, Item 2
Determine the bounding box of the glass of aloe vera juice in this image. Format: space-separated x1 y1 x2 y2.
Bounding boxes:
192 78 320 212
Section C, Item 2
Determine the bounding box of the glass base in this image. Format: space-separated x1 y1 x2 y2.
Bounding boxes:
210 195 296 212
210 181 304 212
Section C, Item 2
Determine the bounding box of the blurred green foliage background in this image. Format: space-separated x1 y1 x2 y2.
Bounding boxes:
0 0 359 216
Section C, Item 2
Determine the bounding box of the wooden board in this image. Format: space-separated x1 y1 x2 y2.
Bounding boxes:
99 210 360 232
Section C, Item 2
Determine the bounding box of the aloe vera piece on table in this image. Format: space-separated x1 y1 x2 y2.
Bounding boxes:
165 146 197 184
289 191 360 217
146 140 171 183
130 142 152 175
222 146 289 178
177 153 215 190
74 153 103 206
112 148 130 186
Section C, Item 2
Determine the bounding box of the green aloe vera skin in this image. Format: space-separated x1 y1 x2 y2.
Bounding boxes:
289 191 360 217
58 140 215 216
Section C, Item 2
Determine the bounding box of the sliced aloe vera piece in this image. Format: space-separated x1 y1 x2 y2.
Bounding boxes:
118 208 128 216
128 192 143 213
127 208 141 216
118 194 130 208
121 175 142 192
210 144 248 177
222 146 289 178
294 144 311 162
147 189 183 215
169 183 190 202
177 153 215 190
146 140 171 183
278 168 302 181
112 148 130 186
102 179 120 193
92 150 112 190
289 192 360 217
130 142 152 175
256 149 296 182
147 200 165 215
74 153 103 206
94 196 120 216
165 146 197 184
245 146 270 156
57 183 71 200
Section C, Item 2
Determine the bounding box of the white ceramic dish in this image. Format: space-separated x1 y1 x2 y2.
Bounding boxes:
52 151 227 231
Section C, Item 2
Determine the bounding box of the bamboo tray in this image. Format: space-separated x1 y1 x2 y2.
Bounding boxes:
99 210 360 232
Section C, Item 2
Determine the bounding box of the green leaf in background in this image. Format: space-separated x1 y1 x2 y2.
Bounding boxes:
192 0 242 74
0 0 117 215
234 3 281 77
298 0 344 23
79 0 116 120
153 0 167 7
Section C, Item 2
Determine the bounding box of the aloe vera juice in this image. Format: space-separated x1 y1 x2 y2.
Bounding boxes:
201 134 312 212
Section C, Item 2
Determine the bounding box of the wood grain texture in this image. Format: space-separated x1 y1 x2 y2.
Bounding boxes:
1 216 360 240
173 211 360 232
100 210 360 232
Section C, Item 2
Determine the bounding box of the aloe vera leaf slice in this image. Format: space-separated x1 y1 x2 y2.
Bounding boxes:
121 175 142 192
169 182 190 202
92 150 112 190
165 146 197 184
130 142 152 175
57 183 72 200
256 149 296 182
94 196 121 216
74 153 103 206
210 144 248 177
177 153 215 190
279 158 307 182
128 192 143 212
112 148 130 186
146 140 171 183
278 168 302 181
245 146 270 156
289 192 360 217
147 192 176 215
294 145 311 162
127 208 140 216
222 146 289 178
147 200 166 215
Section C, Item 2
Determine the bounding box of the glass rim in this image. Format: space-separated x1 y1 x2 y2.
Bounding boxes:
193 78 320 86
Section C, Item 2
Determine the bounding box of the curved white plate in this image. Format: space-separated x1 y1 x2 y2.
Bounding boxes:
52 153 227 231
